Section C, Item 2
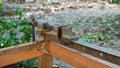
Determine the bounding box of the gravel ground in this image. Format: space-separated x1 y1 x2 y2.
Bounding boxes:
28 2 120 50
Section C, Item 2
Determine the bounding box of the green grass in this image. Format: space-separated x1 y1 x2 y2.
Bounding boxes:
0 0 2 12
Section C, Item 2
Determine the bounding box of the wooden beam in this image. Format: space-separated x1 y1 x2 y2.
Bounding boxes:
38 54 53 68
70 41 120 65
0 41 113 68
0 42 39 56
49 42 110 68
38 42 53 68
0 42 42 67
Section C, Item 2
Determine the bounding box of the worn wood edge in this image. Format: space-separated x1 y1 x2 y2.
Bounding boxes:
80 52 120 68
71 41 120 65
74 41 120 57
49 42 110 68
0 42 40 56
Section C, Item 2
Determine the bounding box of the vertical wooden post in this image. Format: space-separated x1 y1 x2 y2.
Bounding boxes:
38 54 53 68
38 42 53 68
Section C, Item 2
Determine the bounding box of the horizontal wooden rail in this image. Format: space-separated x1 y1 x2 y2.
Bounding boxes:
0 42 111 68
49 42 110 68
0 42 42 67
70 41 120 65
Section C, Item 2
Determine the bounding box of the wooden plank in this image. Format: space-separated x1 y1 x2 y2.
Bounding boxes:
49 42 110 68
70 41 120 65
0 42 39 56
38 54 53 68
38 42 53 68
0 42 42 67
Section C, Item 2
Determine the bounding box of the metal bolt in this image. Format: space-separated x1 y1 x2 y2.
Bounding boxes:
37 46 44 51
43 50 49 54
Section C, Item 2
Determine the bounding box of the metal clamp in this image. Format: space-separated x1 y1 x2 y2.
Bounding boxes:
29 18 38 42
